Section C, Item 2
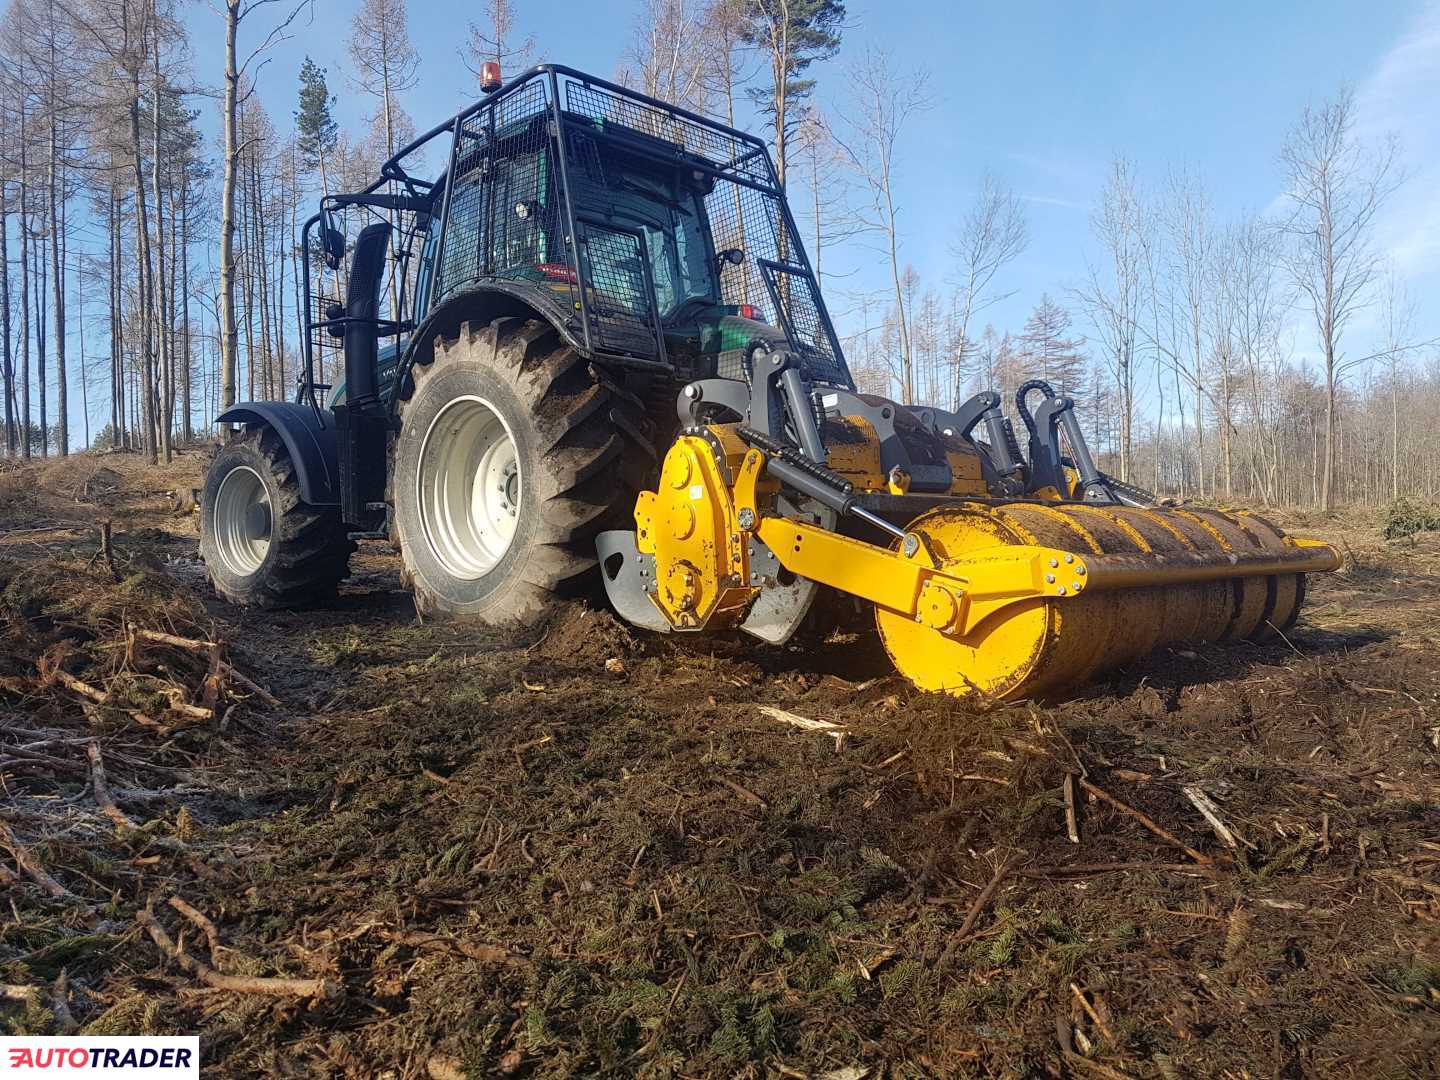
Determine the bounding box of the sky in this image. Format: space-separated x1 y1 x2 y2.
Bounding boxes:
114 0 1440 435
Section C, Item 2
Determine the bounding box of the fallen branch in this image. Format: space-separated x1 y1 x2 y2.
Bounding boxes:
136 904 336 999
167 896 222 967
1181 784 1248 851
1079 779 1211 864
956 855 1018 939
130 625 281 708
1 746 88 775
1070 981 1116 1043
87 743 138 830
1062 1050 1136 1080
718 777 767 809
1 984 38 1003
130 626 215 651
1064 773 1082 844
0 823 75 899
51 669 108 705
1017 862 1220 879
160 690 214 722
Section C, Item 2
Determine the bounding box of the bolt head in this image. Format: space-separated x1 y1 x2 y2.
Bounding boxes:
1076 565 1086 576
1072 581 1081 591
1057 585 1067 595
683 384 700 399
737 508 757 530
1065 554 1074 564
1049 558 1059 568
1045 573 1055 584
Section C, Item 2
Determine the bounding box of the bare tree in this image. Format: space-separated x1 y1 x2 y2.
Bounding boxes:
1076 156 1148 482
216 0 308 428
1378 266 1416 501
462 0 534 85
1163 167 1212 495
349 0 416 319
948 173 1027 407
836 48 930 403
621 0 710 110
792 105 859 284
348 0 416 164
1277 87 1401 510
1018 295 1085 396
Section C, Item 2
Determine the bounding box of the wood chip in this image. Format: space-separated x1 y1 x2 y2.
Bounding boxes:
757 705 844 733
718 777 767 808
1064 772 1082 844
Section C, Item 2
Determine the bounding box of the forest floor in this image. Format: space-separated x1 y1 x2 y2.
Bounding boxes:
1 449 1438 1079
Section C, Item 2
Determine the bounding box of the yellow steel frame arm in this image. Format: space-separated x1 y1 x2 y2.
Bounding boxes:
754 516 1085 636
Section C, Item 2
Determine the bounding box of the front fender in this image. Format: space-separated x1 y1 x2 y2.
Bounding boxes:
216 402 340 507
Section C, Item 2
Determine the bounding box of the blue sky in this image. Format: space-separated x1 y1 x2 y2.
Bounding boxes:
165 1 1439 423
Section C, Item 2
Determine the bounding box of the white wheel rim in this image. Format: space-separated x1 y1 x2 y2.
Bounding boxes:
417 395 521 580
213 465 272 576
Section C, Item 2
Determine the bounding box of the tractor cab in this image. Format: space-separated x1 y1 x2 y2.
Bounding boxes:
296 64 851 425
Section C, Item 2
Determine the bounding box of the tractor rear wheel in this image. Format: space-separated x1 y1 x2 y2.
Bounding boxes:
393 317 643 625
200 428 355 607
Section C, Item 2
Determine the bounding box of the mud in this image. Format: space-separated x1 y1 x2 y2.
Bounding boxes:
1 452 1437 1077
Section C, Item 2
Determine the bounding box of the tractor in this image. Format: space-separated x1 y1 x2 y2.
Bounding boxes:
199 63 1340 700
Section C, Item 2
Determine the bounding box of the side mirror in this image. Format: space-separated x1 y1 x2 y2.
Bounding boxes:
322 214 346 270
718 248 746 267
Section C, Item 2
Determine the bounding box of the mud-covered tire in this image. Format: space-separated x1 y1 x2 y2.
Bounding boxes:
200 428 355 607
393 317 643 625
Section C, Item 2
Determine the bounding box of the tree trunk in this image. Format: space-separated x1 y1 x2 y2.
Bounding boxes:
0 184 13 457
49 106 66 456
19 153 30 461
34 201 47 456
180 168 192 441
130 70 158 465
152 21 171 462
219 0 240 425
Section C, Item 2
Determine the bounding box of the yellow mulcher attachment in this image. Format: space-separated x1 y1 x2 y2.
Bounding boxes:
598 362 1341 701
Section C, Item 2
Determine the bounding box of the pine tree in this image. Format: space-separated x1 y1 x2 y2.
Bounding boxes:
739 0 844 187
295 56 337 193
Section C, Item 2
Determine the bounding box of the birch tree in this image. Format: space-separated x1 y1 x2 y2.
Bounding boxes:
837 48 930 403
1277 87 1401 510
948 174 1027 407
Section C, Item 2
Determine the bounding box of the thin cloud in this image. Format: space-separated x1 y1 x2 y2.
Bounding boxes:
1357 0 1440 279
1021 193 1087 210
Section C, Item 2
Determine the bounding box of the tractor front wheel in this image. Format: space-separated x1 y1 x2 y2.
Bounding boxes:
200 428 355 607
392 317 641 625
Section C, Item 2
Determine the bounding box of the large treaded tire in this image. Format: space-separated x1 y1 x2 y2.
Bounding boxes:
393 317 643 625
200 428 355 607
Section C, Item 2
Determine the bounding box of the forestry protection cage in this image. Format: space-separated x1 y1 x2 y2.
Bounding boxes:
424 65 854 387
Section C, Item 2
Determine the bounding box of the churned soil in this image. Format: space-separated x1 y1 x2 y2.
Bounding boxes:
2 450 1437 1077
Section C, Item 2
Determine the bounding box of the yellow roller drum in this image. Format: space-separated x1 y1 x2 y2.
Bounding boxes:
875 502 1312 701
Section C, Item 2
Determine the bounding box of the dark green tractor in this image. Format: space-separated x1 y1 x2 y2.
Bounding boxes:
199 63 850 623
